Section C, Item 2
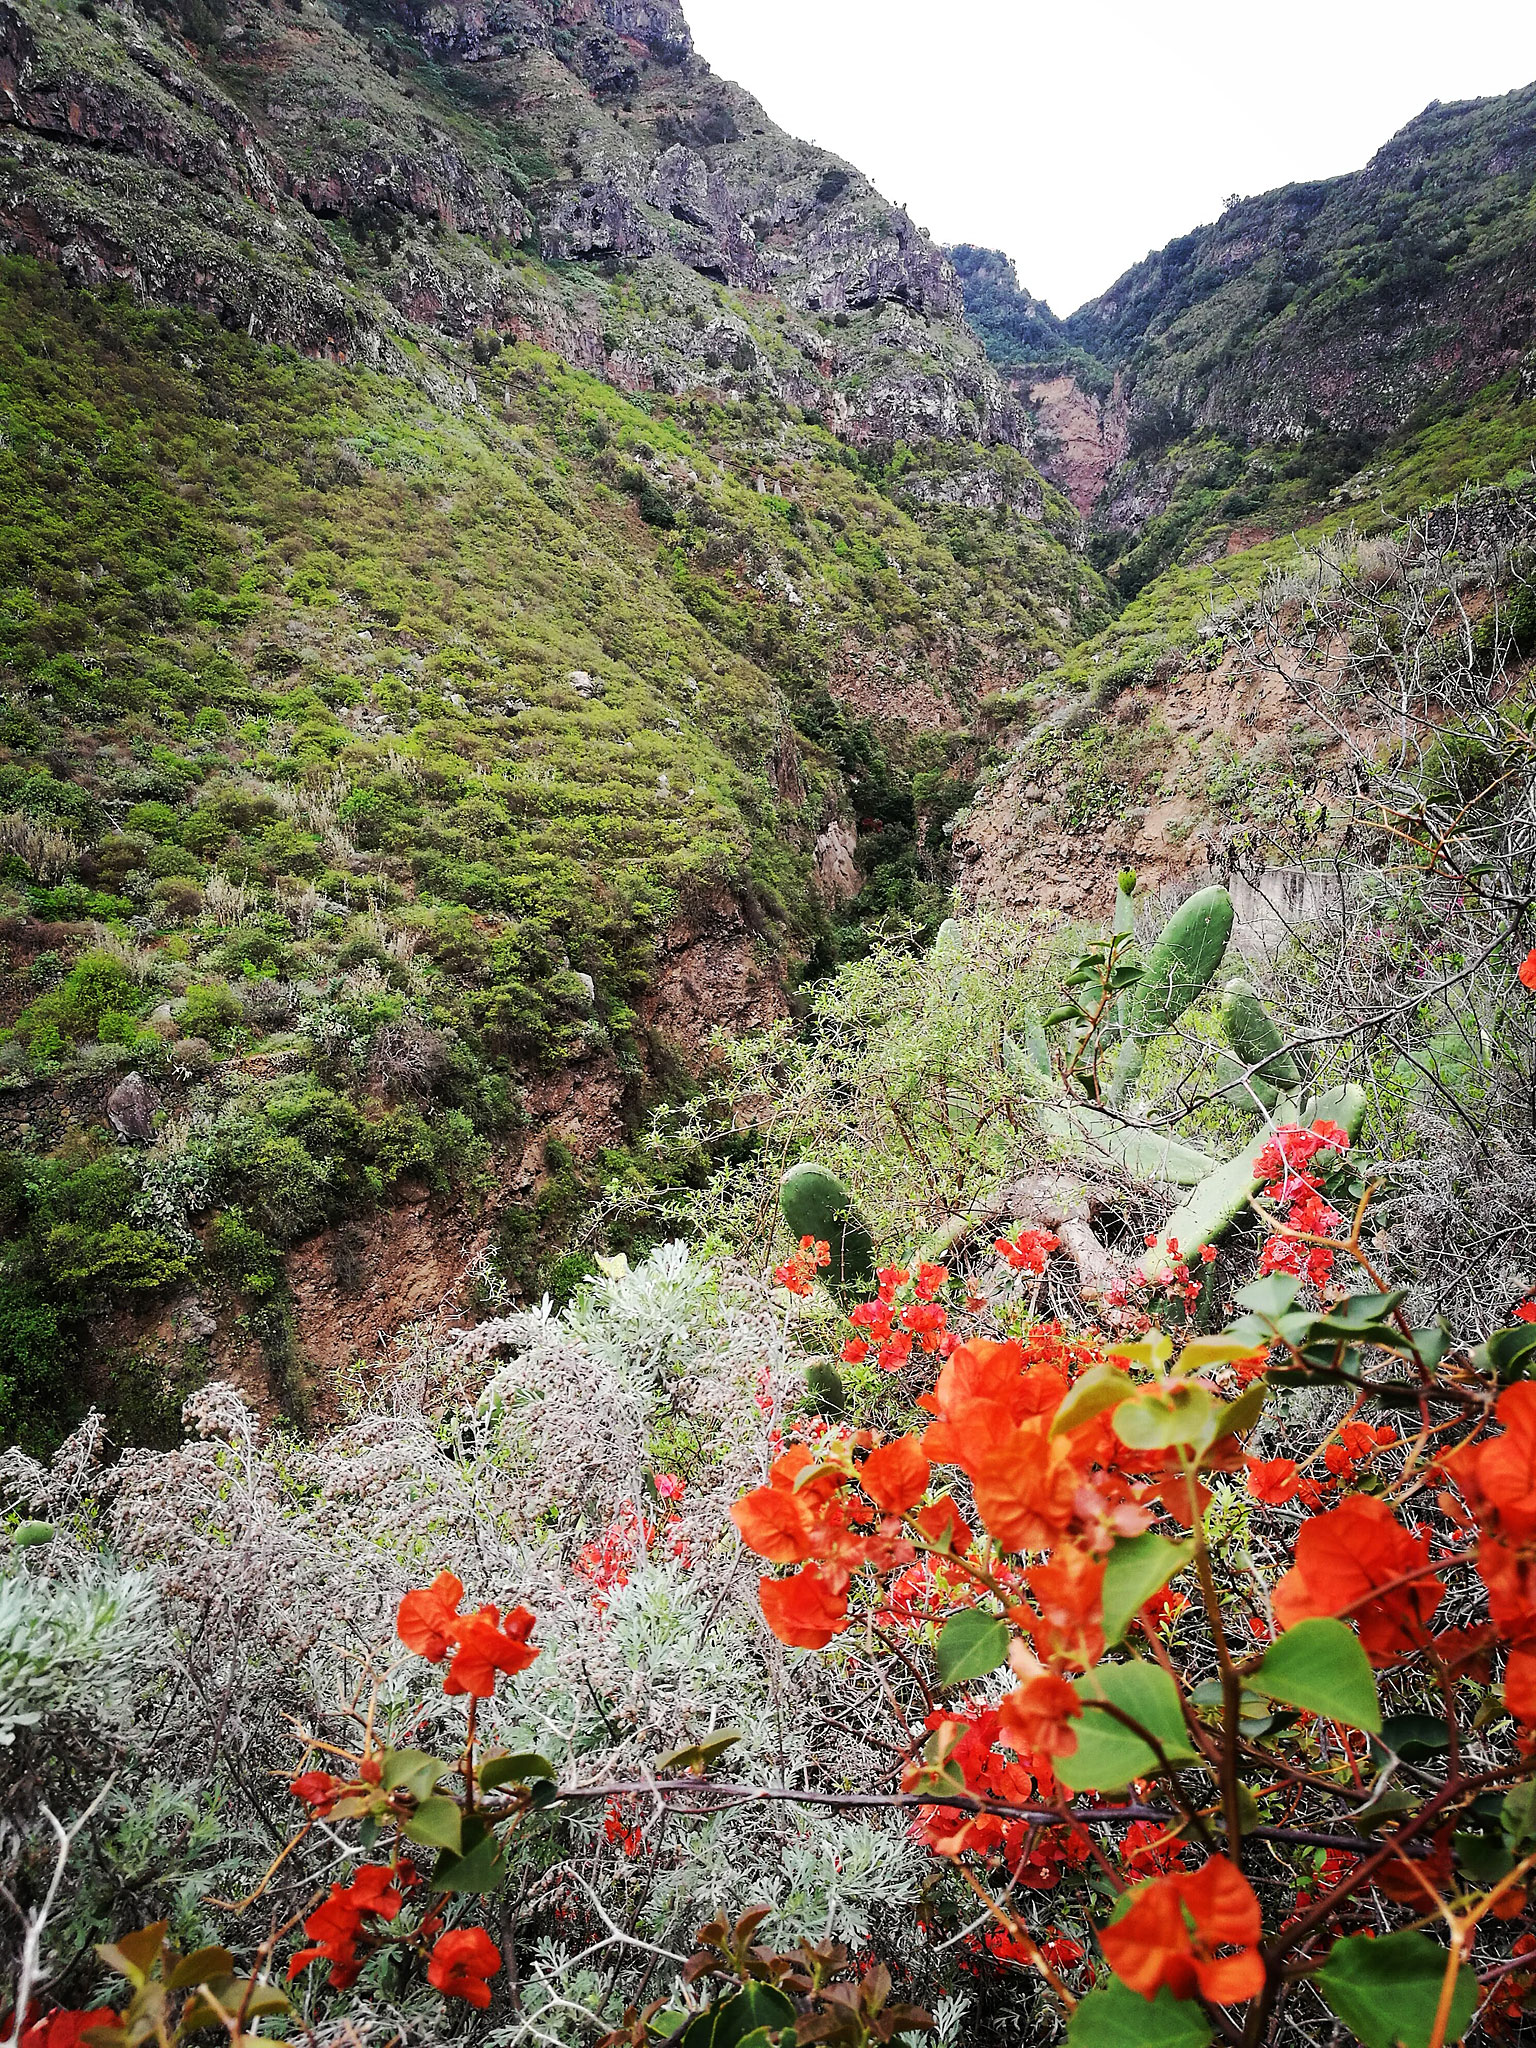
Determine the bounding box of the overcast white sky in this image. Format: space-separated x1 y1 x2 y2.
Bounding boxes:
682 0 1536 316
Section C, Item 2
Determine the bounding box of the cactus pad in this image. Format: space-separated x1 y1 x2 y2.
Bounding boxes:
780 1162 877 1300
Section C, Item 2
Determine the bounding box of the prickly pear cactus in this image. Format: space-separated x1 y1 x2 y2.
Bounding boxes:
806 1359 847 1416
1106 884 1236 1104
779 1162 877 1300
1217 976 1303 1111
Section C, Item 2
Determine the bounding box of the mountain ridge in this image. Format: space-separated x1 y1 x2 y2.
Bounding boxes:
949 78 1536 541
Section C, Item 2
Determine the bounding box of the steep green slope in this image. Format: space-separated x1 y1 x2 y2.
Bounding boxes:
0 252 1102 1451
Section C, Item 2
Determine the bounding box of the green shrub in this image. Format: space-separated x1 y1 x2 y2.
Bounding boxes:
14 953 138 1046
206 1207 282 1297
125 802 182 841
179 981 242 1041
0 1279 70 1452
39 1220 187 1290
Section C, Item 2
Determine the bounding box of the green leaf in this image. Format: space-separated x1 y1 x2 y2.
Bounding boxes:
1177 1337 1268 1374
167 1948 235 1991
1234 1273 1301 1317
656 1730 742 1774
381 1748 449 1800
1482 1324 1536 1382
905 1724 969 1799
672 1985 797 2048
1108 1333 1175 1370
97 1922 168 1988
1057 1661 1198 1792
403 1795 464 1854
181 1977 290 2031
1213 1379 1268 1440
1375 1715 1451 1763
1454 1830 1514 1884
1112 1382 1219 1455
430 1816 508 1894
1409 1325 1449 1371
479 1751 557 1791
1305 1290 1407 1336
1501 1777 1536 1851
1101 1534 1195 1644
1249 1618 1381 1732
1316 1931 1477 2048
935 1609 1011 1686
1067 1979 1210 2048
1051 1365 1134 1436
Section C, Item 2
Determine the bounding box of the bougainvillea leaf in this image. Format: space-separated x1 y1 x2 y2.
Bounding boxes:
1249 1617 1381 1732
1101 1533 1195 1643
935 1608 1011 1685
1057 1662 1197 1792
1316 1931 1475 2048
1067 1978 1211 2047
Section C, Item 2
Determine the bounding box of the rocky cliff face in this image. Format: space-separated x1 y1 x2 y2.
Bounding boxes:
953 84 1536 527
0 0 1028 450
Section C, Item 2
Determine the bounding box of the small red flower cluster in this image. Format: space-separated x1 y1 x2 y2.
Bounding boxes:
773 1234 830 1296
288 1863 417 1991
1518 946 1536 991
396 1572 540 1698
843 1262 953 1371
575 1497 690 1609
1254 1120 1352 1289
1245 1422 1398 1510
1443 1383 1536 1721
604 1796 645 1856
908 1707 1092 1886
994 1227 1060 1275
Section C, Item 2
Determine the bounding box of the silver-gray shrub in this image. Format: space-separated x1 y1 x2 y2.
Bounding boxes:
0 1246 934 2039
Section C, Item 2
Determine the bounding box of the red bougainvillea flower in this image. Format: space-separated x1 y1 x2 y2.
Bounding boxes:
758 1562 850 1648
1518 947 1536 990
732 1445 853 1564
289 1769 350 1816
860 1435 931 1516
1272 1495 1442 1663
427 1927 502 2008
397 1572 465 1661
1505 1646 1536 1723
1100 1854 1264 2005
998 1667 1082 1758
1446 1382 1536 1546
1245 1457 1300 1506
914 1494 974 1554
443 1604 540 1697
20 2011 119 2048
287 1863 408 1989
1027 1549 1107 1671
1516 1299 1536 1323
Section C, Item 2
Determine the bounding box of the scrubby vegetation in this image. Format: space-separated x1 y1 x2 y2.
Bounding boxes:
8 701 1536 2040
